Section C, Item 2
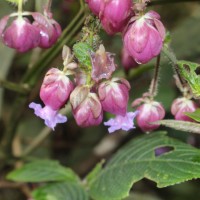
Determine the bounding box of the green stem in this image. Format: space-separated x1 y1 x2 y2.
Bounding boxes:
0 79 30 94
18 0 23 15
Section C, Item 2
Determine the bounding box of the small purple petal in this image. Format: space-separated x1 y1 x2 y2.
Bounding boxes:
104 111 138 133
29 102 67 130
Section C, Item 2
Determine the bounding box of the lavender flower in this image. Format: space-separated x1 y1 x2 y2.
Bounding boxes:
29 103 67 130
104 111 138 133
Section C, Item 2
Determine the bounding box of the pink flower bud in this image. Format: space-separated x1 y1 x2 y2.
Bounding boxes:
2 17 40 52
104 111 138 133
98 78 130 116
29 103 67 130
32 12 62 48
86 0 102 16
40 68 74 110
171 97 198 121
70 85 103 127
122 47 139 71
91 45 116 82
100 0 133 35
136 101 165 132
123 11 165 64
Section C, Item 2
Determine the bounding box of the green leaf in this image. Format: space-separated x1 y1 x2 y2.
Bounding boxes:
7 160 78 183
86 160 104 187
185 109 200 123
73 42 93 67
152 120 200 134
89 132 200 200
33 181 89 200
177 60 200 98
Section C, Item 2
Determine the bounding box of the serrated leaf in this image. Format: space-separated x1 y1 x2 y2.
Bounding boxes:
7 160 78 183
89 132 200 200
185 109 200 123
73 42 93 67
177 60 200 98
33 181 89 200
152 120 200 134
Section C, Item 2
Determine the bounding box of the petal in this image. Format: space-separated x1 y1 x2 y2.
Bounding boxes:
104 111 138 133
29 102 67 130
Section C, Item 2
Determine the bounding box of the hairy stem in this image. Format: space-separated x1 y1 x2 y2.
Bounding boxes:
162 45 186 89
149 54 161 98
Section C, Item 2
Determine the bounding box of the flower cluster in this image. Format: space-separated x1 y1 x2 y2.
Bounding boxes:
0 8 61 52
30 45 138 133
28 1 198 134
86 0 165 66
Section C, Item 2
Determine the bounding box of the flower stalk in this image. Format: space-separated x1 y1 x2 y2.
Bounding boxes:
149 54 161 99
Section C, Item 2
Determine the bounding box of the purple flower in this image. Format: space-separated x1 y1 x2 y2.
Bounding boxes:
32 12 62 48
104 111 138 133
70 85 103 127
136 101 165 132
100 0 133 35
29 102 67 130
40 68 74 110
98 77 130 116
86 0 102 16
123 11 165 64
171 97 198 122
2 17 40 52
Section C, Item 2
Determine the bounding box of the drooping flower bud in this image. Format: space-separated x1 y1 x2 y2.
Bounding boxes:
122 47 139 71
86 0 102 16
135 101 165 132
104 111 138 133
123 11 165 64
40 68 74 110
100 0 133 35
70 85 103 127
2 17 40 52
32 12 62 48
29 68 73 130
98 78 130 116
171 97 198 121
91 45 116 82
